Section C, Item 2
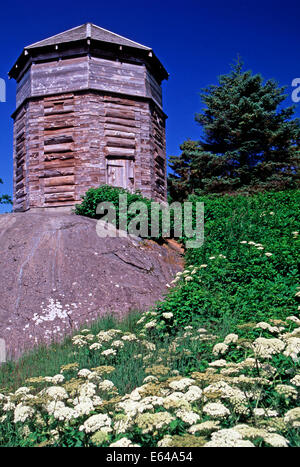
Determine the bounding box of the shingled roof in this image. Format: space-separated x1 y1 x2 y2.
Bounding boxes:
26 23 151 51
9 23 168 82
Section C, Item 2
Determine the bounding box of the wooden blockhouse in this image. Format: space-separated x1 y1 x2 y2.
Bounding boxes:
9 23 168 211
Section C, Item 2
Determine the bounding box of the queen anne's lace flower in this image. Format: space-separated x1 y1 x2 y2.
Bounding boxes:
145 321 157 329
212 343 229 356
43 386 68 401
73 396 94 416
209 359 228 368
290 375 300 387
101 349 117 357
204 428 255 447
98 380 115 392
284 408 300 428
169 378 195 392
79 382 97 398
223 334 239 345
136 412 175 433
111 340 124 348
183 386 203 402
162 313 173 319
253 408 278 417
188 420 220 435
79 414 112 433
77 369 92 378
89 343 102 351
46 401 78 421
252 337 285 359
275 384 298 400
283 337 300 360
109 437 140 447
255 322 280 333
175 410 200 425
14 404 34 423
14 387 31 396
203 402 230 419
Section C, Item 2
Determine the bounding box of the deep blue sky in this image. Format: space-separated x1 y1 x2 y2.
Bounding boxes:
0 0 299 211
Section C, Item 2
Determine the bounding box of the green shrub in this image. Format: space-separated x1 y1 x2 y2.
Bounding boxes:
75 185 179 240
142 190 300 335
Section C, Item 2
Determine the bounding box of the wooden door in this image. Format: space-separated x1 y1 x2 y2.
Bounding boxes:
107 159 134 191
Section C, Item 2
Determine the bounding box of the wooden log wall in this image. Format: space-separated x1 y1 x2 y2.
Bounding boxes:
13 105 27 211
13 90 166 210
150 104 167 201
13 53 167 210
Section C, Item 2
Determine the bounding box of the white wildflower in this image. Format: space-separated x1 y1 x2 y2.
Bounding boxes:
79 414 112 433
14 404 34 423
203 402 230 419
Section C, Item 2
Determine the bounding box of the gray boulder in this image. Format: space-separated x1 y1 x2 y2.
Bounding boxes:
0 212 183 358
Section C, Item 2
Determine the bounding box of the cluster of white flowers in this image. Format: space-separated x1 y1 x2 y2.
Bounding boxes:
14 404 35 423
255 322 282 334
122 333 138 342
136 412 175 434
275 384 298 400
212 343 229 356
43 386 68 401
176 409 200 425
223 333 239 345
162 312 173 320
203 402 230 419
204 428 255 447
253 408 278 418
239 240 274 257
252 337 286 359
1 309 299 448
79 413 112 433
98 380 115 392
168 378 195 392
109 437 140 447
46 401 78 421
144 320 157 329
284 408 300 428
101 349 117 357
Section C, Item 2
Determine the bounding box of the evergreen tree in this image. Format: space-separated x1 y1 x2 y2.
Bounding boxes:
169 61 300 200
0 178 12 205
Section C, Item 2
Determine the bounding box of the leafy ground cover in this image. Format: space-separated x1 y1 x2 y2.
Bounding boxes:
0 190 299 447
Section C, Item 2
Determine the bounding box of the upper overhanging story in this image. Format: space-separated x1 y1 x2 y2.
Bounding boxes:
9 23 169 211
9 22 169 110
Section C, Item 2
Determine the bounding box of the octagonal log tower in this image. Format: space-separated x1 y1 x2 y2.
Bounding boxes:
9 23 168 212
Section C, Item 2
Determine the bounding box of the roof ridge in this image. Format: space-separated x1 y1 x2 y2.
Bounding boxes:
26 24 84 49
91 23 151 50
25 23 151 51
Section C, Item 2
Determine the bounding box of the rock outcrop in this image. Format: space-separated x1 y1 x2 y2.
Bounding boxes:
0 212 183 358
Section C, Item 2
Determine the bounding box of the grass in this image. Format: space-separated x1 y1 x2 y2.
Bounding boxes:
0 312 143 394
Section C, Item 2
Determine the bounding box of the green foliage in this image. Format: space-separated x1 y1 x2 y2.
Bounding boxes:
143 190 300 335
75 184 181 240
0 177 12 205
75 185 155 238
169 61 300 200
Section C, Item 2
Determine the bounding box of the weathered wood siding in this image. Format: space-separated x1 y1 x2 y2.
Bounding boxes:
13 49 167 210
89 57 145 98
31 57 89 98
150 104 167 201
16 68 31 109
13 105 27 211
13 90 166 210
145 69 163 108
15 56 163 111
